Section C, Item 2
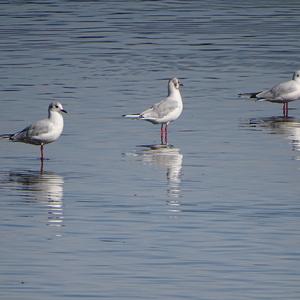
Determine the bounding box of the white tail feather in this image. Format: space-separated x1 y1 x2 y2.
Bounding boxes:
123 114 141 119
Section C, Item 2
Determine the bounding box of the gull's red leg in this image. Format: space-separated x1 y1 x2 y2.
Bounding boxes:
40 144 44 161
164 124 168 145
160 124 164 144
283 102 289 118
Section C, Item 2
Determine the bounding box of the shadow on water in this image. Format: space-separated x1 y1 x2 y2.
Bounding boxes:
127 144 183 208
241 116 300 152
0 170 64 228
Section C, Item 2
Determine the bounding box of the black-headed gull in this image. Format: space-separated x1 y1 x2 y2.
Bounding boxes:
239 70 300 117
0 101 67 160
123 78 183 144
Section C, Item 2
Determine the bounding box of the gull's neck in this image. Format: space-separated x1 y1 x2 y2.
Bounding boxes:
48 110 64 125
168 86 182 100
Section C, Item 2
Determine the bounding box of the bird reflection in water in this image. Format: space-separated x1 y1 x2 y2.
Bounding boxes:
245 116 300 152
7 170 64 229
133 144 183 211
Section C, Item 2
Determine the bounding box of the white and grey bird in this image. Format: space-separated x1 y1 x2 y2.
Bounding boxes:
123 78 183 144
239 70 300 117
0 101 67 160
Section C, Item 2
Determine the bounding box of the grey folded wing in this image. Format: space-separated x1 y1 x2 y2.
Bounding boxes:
258 80 299 100
141 99 178 119
11 119 52 142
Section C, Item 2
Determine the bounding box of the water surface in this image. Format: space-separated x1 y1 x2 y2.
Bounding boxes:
1 1 300 299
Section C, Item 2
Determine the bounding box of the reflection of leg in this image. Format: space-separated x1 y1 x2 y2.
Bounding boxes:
40 158 44 174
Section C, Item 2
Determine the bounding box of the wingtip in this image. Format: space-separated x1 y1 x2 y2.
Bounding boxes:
0 134 13 139
238 92 249 97
239 92 261 99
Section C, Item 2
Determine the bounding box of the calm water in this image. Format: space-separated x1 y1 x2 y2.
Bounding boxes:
1 1 300 299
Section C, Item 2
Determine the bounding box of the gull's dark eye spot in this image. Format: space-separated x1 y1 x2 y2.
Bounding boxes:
55 104 59 108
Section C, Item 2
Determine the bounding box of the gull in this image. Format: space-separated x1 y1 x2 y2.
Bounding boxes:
0 101 67 161
123 78 183 144
239 70 300 118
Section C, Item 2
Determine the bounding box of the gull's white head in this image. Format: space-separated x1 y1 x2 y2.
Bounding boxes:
49 101 67 114
169 77 183 90
292 70 300 82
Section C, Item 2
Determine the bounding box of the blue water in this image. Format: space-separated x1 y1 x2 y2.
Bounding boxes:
1 1 300 299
